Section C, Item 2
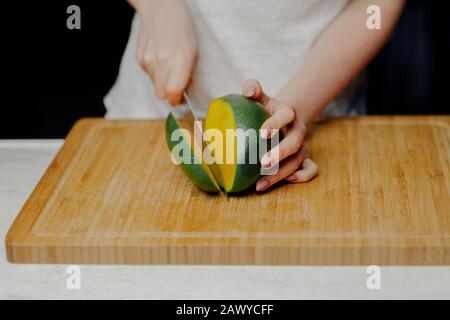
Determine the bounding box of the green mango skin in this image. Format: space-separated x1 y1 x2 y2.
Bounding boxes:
165 113 219 193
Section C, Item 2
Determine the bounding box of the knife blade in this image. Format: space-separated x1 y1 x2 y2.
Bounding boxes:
183 91 229 199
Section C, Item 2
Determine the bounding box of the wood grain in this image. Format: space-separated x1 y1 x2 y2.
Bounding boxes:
5 116 450 265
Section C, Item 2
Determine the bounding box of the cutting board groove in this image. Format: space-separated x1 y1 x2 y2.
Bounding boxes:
5 116 450 265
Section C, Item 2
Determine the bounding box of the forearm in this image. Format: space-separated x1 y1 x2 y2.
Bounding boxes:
276 0 405 124
128 0 184 12
127 0 150 11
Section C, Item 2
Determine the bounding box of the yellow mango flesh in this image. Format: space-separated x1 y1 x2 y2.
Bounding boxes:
205 99 237 192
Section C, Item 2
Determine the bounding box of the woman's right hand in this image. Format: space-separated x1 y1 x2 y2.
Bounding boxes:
129 0 198 105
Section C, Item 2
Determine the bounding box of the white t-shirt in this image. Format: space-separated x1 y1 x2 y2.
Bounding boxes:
105 0 363 119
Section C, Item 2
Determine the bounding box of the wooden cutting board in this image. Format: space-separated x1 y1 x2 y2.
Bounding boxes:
6 116 450 265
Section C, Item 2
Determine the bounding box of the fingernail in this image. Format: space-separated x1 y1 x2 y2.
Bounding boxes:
261 128 272 139
244 86 256 97
261 156 271 168
285 175 297 182
256 179 270 192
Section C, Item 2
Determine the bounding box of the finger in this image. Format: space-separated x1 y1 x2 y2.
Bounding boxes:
242 79 270 106
166 62 193 106
139 46 156 80
285 158 318 183
136 48 145 72
260 106 295 139
143 60 156 81
153 64 170 99
261 129 305 168
256 147 306 192
168 91 183 106
281 126 289 138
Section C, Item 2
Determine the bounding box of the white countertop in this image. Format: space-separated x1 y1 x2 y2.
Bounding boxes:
1 140 450 300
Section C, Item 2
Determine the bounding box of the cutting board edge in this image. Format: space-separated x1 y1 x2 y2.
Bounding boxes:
6 242 450 265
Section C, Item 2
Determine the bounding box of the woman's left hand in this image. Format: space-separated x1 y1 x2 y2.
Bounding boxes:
242 79 318 192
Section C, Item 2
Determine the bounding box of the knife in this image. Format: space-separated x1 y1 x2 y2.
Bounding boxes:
182 91 229 199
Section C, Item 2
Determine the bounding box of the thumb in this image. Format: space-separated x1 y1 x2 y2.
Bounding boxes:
166 63 193 106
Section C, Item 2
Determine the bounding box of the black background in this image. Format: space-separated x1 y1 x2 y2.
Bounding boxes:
3 1 134 138
2 0 449 139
